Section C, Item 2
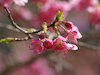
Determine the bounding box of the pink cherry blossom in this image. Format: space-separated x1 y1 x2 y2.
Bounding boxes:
64 21 73 30
66 43 78 50
52 35 78 55
52 36 68 53
13 0 28 6
63 43 78 55
39 32 45 39
29 38 44 54
64 21 82 43
65 31 78 44
44 38 53 49
88 7 100 29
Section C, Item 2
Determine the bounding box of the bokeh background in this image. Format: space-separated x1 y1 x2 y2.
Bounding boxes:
0 0 100 75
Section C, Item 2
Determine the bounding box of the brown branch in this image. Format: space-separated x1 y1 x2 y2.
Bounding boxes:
2 7 100 51
4 6 32 38
4 6 58 40
31 18 58 34
4 7 27 33
13 37 30 41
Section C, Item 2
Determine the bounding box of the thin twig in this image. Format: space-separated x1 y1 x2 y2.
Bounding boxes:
14 37 30 41
2 7 100 50
2 6 58 42
4 7 27 34
4 6 58 39
31 19 58 34
4 6 32 38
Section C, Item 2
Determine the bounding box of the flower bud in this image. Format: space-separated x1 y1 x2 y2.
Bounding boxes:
44 39 53 49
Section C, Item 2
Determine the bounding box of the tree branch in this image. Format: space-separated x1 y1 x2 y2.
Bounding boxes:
4 6 32 38
4 6 58 39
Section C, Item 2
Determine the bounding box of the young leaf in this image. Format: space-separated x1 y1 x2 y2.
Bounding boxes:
42 22 47 35
0 38 14 44
56 10 64 20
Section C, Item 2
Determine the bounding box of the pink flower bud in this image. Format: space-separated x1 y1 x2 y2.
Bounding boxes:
52 36 68 53
39 33 45 39
29 38 44 54
64 22 82 44
64 21 73 30
44 39 53 49
52 36 78 55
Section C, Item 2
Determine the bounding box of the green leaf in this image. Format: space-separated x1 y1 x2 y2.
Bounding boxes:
26 29 34 33
42 22 47 33
56 10 64 20
26 28 37 33
0 38 14 44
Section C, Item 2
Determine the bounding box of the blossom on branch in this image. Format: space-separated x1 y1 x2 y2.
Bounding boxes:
44 39 53 49
29 38 44 54
64 21 82 44
29 11 82 55
52 36 78 55
52 36 68 53
1 5 82 56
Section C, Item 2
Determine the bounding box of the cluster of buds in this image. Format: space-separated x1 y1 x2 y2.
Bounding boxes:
29 11 82 55
0 0 82 56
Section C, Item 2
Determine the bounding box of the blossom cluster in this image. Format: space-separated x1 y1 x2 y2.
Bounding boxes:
29 21 82 55
0 0 82 56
